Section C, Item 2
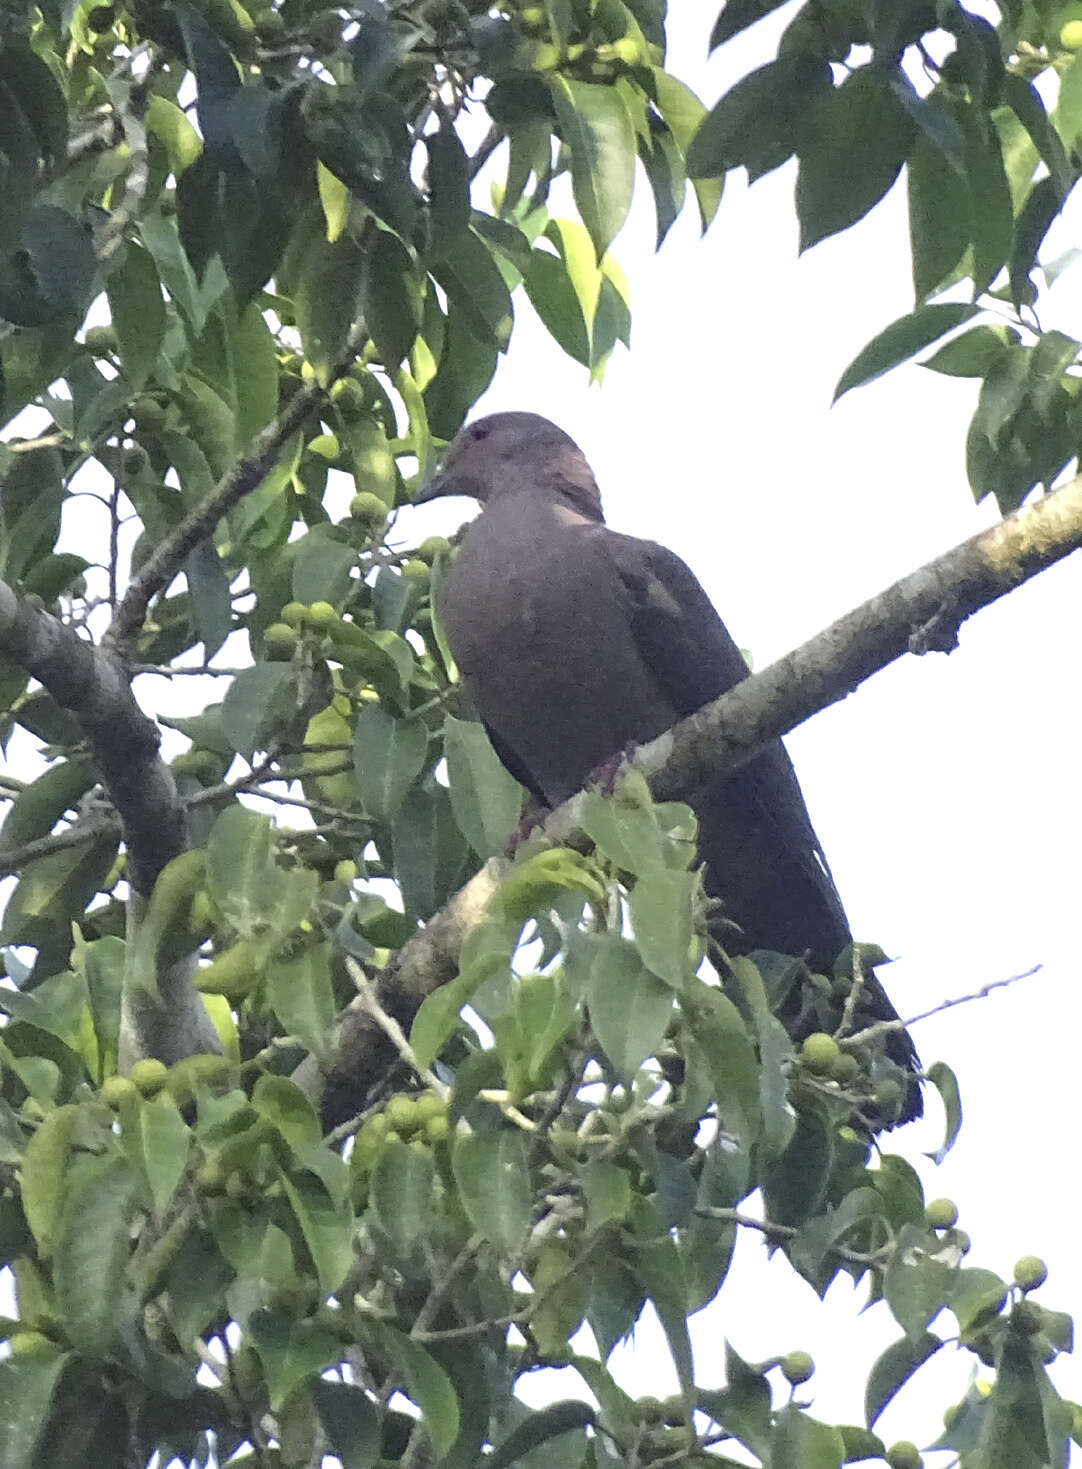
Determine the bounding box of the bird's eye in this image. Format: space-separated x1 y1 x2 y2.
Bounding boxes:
469 424 490 442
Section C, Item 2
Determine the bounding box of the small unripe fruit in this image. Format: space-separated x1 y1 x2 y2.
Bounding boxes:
196 1160 227 1194
886 1442 922 1469
263 622 298 660
416 535 452 563
131 1058 169 1095
350 491 389 526
8 1330 55 1357
386 1093 420 1136
800 1032 840 1074
333 859 358 884
1014 1255 1048 1291
131 396 167 431
415 1092 447 1122
874 1077 904 1116
281 601 308 628
400 559 431 587
84 324 117 354
925 1197 958 1230
1062 19 1082 50
780 1350 814 1385
103 1075 138 1109
831 1051 859 1085
306 601 337 630
331 377 368 418
424 1113 451 1143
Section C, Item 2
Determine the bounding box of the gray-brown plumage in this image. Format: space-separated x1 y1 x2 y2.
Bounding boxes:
418 411 920 1121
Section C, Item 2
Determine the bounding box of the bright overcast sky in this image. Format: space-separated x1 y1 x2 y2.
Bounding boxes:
402 0 1082 1442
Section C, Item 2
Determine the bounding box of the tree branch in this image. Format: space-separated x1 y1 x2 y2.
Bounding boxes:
0 579 220 1060
319 473 1082 1118
105 321 368 651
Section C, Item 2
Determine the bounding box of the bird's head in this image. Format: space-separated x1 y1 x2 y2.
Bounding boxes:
415 412 603 518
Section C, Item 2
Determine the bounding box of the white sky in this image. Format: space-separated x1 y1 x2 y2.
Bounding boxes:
401 0 1082 1447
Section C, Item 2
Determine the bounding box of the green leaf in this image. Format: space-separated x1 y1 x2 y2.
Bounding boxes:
884 1222 955 1340
106 242 165 390
125 1095 191 1219
630 1195 693 1394
253 1073 322 1154
0 756 97 854
582 1160 631 1233
0 1352 71 1469
186 539 233 659
628 867 696 990
908 132 968 301
699 1344 772 1457
278 1165 355 1294
230 298 278 448
925 1059 963 1163
371 1136 435 1247
687 55 830 182
524 248 591 367
950 1268 1007 1337
587 934 672 1081
1055 50 1082 151
487 1400 596 1469
983 1334 1069 1469
431 227 513 350
373 1325 460 1456
363 227 419 368
267 945 336 1064
313 1380 380 1469
710 0 789 47
220 661 296 758
961 105 1012 297
53 1154 138 1357
771 1404 845 1469
248 1308 342 1412
426 127 471 254
692 982 759 1147
921 324 1015 377
833 302 978 400
20 1104 81 1256
206 805 274 927
1009 175 1062 308
352 703 427 821
648 69 721 228
549 76 635 259
147 94 202 175
294 227 365 383
1003 73 1073 200
0 833 117 948
443 715 524 857
796 67 915 251
391 782 470 919
452 1130 531 1253
291 526 356 607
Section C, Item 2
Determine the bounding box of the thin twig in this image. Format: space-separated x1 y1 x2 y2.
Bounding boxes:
343 956 447 1095
842 965 1042 1049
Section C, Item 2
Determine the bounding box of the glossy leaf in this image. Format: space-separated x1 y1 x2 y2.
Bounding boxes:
549 76 635 259
452 1129 531 1253
797 67 915 251
587 934 672 1080
925 1059 963 1163
363 227 419 369
834 303 978 400
371 1136 434 1247
313 1380 380 1469
248 1308 342 1412
628 867 696 990
106 242 165 390
688 55 830 182
883 1223 955 1340
353 703 428 821
710 0 789 47
771 1404 845 1469
53 1154 138 1357
443 715 523 857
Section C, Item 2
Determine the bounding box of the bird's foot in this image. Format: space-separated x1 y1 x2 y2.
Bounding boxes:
506 800 552 854
588 744 639 797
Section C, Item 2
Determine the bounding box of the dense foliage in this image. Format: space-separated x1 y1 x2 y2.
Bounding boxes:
0 0 1080 1466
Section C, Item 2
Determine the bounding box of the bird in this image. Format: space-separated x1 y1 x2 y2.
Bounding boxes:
415 411 921 1123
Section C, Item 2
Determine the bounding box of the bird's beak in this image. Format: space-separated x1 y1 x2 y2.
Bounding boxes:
412 467 452 505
